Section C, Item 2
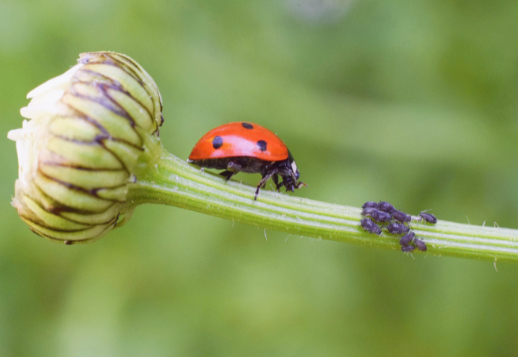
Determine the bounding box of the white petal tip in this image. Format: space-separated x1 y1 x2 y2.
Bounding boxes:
26 64 82 99
7 128 24 141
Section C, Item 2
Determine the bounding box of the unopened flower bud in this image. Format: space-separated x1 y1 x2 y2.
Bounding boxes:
8 52 163 243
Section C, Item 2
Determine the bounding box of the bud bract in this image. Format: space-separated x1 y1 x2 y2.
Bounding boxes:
8 52 163 243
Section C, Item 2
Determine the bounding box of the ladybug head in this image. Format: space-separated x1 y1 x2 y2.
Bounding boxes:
291 160 300 180
272 151 305 193
280 151 305 192
288 151 300 179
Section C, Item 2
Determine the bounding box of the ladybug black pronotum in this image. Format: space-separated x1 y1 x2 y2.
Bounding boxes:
188 122 305 200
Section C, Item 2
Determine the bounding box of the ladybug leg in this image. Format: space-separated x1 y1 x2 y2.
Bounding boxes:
219 170 235 181
220 161 243 181
272 174 282 191
254 170 277 200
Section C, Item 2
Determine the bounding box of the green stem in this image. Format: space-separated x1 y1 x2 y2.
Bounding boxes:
128 138 518 263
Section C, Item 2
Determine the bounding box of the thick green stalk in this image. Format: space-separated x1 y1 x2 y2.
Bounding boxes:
128 136 518 263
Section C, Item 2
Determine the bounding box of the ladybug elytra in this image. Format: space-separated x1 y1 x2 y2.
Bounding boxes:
188 122 305 200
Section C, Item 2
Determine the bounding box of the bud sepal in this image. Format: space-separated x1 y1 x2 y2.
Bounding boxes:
8 52 162 243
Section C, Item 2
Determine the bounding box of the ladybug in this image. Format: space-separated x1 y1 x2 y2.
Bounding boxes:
188 122 305 200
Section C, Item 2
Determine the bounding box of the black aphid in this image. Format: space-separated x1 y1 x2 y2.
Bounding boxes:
420 212 437 224
414 238 427 251
399 232 415 246
401 245 415 252
371 210 392 223
392 209 411 223
361 218 382 235
378 201 395 214
361 207 378 216
386 222 410 235
362 201 379 209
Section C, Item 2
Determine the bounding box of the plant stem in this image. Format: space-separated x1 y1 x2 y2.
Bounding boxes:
128 138 518 263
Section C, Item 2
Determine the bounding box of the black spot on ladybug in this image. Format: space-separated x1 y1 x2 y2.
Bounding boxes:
212 136 223 149
242 122 253 129
257 140 267 152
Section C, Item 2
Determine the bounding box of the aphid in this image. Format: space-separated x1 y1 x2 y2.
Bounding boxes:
188 122 305 200
370 210 392 223
420 211 437 224
386 222 410 235
378 201 395 214
392 209 411 223
401 245 415 252
399 231 415 246
362 201 378 209
361 218 382 235
414 238 427 251
361 207 378 216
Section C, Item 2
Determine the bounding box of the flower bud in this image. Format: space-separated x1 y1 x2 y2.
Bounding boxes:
8 52 163 243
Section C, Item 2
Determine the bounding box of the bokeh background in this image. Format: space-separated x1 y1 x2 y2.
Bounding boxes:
2 0 518 355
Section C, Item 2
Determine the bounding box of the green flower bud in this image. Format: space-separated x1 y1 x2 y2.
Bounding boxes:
8 52 163 244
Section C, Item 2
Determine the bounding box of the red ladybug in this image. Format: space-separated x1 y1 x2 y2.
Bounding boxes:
188 122 305 200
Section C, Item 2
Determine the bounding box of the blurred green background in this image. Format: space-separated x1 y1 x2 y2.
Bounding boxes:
2 0 518 355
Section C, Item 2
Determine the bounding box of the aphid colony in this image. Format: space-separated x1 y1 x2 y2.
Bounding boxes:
360 201 437 253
